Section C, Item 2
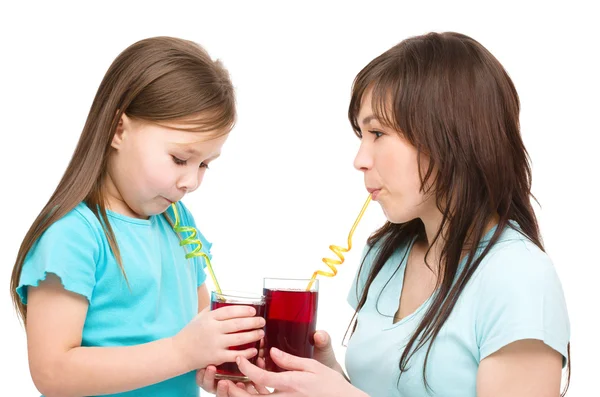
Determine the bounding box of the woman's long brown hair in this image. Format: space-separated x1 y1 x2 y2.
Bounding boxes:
347 32 570 395
10 36 235 324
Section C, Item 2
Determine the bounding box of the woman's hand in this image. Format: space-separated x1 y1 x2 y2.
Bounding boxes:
215 347 368 397
197 342 268 394
312 330 345 376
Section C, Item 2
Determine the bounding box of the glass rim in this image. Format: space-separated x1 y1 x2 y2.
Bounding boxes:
263 277 319 282
210 290 265 303
263 277 319 292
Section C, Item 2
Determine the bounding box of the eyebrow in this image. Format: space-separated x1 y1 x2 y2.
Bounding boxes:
172 143 202 156
361 115 377 125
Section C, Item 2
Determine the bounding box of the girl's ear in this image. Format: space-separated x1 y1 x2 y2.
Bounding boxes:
111 113 130 150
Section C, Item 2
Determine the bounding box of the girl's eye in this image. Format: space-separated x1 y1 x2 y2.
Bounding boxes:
172 156 187 166
370 130 384 139
200 162 210 169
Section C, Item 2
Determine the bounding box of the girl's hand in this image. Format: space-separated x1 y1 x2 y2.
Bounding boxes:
173 305 265 371
220 347 369 397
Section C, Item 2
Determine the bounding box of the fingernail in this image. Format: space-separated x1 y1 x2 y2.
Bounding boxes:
272 347 282 357
236 356 241 365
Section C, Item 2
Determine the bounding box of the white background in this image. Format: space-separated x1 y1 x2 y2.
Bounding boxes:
1 1 598 395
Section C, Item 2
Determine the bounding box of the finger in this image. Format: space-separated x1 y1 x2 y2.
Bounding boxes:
236 382 249 391
252 380 271 395
223 380 255 397
258 338 265 358
223 329 265 347
196 368 205 386
202 365 217 392
223 347 259 362
237 356 292 391
211 305 257 321
270 347 318 372
256 357 266 369
215 380 229 397
313 330 332 349
243 383 259 395
221 316 266 334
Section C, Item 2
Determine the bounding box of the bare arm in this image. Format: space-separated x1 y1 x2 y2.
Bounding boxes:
26 274 190 397
27 274 263 397
477 339 563 397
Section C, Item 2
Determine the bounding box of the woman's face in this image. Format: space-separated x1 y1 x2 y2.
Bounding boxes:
353 90 437 224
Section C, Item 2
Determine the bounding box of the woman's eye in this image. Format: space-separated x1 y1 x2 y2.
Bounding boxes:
200 162 210 169
172 156 187 166
370 130 384 138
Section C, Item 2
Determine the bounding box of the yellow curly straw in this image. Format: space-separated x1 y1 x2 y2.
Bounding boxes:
171 203 222 294
306 195 372 290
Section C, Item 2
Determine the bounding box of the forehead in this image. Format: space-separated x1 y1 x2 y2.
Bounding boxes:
357 90 374 118
133 119 227 156
169 131 228 156
356 87 398 130
357 91 385 126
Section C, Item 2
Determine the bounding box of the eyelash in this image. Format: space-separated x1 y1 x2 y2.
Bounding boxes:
370 130 384 139
357 130 384 139
172 156 210 169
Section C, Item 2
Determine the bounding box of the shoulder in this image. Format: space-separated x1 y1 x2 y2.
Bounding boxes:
476 225 557 287
37 203 104 248
473 224 570 362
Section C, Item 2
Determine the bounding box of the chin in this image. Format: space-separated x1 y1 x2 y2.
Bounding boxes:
381 206 419 225
135 203 164 218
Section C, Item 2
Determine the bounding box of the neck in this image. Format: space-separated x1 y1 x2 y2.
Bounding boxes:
103 169 146 219
418 209 500 274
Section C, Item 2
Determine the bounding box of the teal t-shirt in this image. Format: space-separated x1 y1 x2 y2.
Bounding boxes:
17 201 210 397
346 222 570 396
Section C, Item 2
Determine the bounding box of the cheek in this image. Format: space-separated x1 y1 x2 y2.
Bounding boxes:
382 152 422 194
137 156 174 190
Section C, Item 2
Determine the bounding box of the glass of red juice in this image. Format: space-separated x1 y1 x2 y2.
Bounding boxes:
263 278 319 372
209 291 265 382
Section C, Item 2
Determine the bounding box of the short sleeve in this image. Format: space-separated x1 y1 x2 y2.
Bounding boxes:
475 241 570 365
17 208 100 304
347 244 375 310
176 201 211 287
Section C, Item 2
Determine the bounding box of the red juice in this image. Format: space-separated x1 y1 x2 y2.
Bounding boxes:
263 288 318 372
210 300 265 380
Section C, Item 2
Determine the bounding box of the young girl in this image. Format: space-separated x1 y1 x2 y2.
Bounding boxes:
210 32 571 397
10 36 265 397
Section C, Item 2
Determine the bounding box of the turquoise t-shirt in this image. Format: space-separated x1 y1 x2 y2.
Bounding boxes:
346 223 570 396
17 201 211 397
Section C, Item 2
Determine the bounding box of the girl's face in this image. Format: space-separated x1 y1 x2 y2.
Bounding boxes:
106 114 228 219
353 91 437 224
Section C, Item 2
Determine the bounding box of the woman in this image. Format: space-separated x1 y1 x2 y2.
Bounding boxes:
205 31 571 397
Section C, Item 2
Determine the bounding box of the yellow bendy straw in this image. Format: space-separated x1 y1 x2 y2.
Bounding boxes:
306 194 372 290
171 203 222 294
